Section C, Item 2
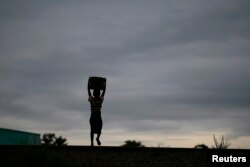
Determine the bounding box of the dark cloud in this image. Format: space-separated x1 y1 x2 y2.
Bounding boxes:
0 0 250 148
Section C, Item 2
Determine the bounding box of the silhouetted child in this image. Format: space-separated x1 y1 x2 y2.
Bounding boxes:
88 89 104 146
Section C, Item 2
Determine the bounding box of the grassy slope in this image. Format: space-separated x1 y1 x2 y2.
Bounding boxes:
1 146 248 167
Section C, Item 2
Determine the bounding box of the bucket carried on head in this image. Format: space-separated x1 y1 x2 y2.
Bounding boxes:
88 76 106 90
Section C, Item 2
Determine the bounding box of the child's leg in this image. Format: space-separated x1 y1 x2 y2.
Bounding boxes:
90 132 94 146
96 133 101 146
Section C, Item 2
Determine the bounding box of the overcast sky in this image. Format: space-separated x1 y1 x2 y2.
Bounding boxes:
0 0 250 148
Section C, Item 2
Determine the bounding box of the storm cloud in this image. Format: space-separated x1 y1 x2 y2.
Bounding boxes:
0 0 250 148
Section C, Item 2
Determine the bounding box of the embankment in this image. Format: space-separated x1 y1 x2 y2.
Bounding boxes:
0 146 248 167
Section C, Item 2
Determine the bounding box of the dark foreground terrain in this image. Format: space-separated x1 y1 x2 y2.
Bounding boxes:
0 146 249 167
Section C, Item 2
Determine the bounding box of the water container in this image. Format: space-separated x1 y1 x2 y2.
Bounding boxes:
88 77 106 90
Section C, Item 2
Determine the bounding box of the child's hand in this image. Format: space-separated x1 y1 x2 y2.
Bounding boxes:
88 96 93 101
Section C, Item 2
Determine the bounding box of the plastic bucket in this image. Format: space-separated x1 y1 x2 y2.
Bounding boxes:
88 77 106 90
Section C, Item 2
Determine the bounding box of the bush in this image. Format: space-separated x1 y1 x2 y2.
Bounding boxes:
194 144 209 149
41 133 67 146
121 140 145 147
212 134 231 149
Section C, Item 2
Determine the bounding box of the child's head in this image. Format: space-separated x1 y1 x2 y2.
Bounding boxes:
93 89 101 98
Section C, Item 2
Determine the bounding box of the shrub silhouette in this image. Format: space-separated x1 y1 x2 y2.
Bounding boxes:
41 133 67 146
42 133 55 145
212 134 231 149
121 140 145 147
194 144 209 149
54 136 67 146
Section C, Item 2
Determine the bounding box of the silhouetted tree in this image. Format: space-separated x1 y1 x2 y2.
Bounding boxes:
194 144 209 149
121 140 145 147
41 133 67 146
54 136 67 146
212 134 231 149
42 133 56 145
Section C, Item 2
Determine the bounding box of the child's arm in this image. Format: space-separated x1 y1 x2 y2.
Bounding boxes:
101 86 106 97
88 79 92 97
